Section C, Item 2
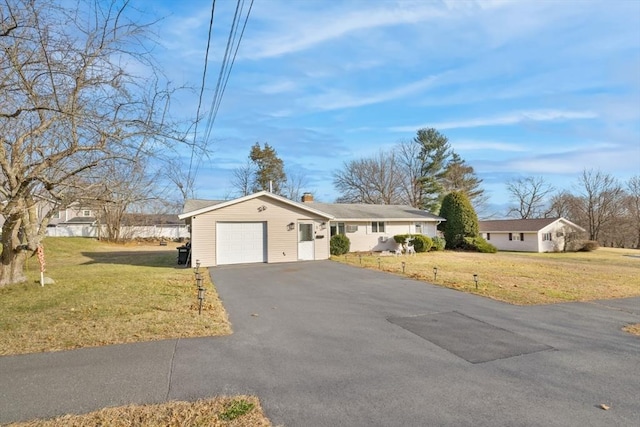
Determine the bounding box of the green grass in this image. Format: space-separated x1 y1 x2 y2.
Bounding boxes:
0 238 231 355
335 247 640 305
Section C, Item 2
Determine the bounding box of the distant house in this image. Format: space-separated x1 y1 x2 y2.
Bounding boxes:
179 191 444 267
478 217 585 252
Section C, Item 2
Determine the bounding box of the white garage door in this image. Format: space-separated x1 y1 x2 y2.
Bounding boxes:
216 222 267 265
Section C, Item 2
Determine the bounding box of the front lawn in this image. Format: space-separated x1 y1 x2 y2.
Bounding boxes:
0 238 231 356
333 247 640 305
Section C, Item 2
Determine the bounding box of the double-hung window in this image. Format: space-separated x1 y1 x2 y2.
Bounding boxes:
371 221 385 233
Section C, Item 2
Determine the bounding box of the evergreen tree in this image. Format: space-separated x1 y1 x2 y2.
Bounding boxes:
438 191 479 249
249 142 287 195
414 128 451 212
442 151 485 205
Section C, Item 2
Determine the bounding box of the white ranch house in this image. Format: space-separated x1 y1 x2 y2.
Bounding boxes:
479 217 585 252
179 191 444 267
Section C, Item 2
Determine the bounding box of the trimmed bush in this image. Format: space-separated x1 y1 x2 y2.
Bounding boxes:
330 234 350 255
393 234 410 244
463 236 497 253
411 235 432 253
431 236 446 251
438 191 479 249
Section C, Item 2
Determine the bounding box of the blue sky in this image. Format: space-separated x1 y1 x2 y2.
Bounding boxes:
144 0 640 211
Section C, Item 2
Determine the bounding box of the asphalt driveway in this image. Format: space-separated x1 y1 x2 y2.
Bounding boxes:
1 260 639 426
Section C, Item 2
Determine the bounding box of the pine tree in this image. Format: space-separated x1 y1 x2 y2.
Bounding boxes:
249 142 287 195
414 128 451 212
442 151 485 205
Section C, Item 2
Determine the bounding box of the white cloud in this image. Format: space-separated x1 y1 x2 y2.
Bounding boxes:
245 3 444 59
453 140 528 152
306 75 438 111
390 110 598 132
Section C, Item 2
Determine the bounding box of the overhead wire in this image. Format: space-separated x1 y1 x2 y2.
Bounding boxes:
186 0 217 193
192 0 254 183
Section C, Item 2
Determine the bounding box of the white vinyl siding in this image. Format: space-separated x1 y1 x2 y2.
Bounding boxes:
188 195 330 267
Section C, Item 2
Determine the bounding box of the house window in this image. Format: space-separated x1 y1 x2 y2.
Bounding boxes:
346 224 358 233
83 210 91 217
331 222 346 236
542 232 552 241
299 224 313 242
486 233 491 240
371 221 385 233
509 233 524 241
52 211 60 219
415 223 422 234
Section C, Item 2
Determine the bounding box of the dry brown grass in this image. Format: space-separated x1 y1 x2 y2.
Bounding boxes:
335 247 640 305
7 396 271 427
623 324 640 336
0 238 231 356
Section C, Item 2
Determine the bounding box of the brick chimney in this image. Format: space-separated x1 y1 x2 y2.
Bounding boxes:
301 192 314 203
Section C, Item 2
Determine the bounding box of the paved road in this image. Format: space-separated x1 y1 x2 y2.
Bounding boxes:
1 261 639 426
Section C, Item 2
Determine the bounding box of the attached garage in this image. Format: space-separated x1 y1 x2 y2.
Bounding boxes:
179 191 333 267
216 222 266 265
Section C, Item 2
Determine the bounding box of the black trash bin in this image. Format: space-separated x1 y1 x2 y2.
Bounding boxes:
177 245 190 265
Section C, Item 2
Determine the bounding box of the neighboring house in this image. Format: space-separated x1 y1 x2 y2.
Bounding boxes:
179 191 444 267
478 217 585 253
2 198 187 239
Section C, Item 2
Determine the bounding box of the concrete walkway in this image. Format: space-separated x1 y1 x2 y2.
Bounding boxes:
1 261 639 426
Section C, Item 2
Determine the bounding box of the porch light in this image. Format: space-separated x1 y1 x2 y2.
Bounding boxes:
433 267 438 281
473 274 478 289
287 222 295 231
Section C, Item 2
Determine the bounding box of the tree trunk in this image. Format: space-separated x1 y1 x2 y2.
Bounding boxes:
0 216 29 287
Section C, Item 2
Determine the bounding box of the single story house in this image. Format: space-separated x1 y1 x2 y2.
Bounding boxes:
179 191 444 267
478 217 585 252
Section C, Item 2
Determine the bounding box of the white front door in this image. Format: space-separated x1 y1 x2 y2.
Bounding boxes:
298 222 314 260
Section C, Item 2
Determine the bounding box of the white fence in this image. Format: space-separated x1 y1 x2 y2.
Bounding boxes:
46 224 189 239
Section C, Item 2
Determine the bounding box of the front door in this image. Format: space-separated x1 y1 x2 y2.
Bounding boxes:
298 222 314 260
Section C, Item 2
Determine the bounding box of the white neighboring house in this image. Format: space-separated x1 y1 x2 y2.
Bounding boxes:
179 191 444 267
478 217 586 252
1 200 188 239
46 205 99 237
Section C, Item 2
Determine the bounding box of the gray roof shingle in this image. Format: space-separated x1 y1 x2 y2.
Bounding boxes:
307 202 444 221
183 199 224 213
183 197 444 221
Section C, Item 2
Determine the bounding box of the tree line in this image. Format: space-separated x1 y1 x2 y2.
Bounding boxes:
507 172 640 248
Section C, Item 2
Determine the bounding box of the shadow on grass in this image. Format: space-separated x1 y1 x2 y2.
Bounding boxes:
81 250 192 268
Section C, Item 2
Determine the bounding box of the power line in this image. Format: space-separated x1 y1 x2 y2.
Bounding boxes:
193 0 254 182
187 0 217 192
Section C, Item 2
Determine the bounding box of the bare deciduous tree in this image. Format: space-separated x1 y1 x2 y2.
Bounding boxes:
283 167 310 202
626 175 640 248
0 0 180 285
395 140 424 208
333 151 404 204
506 176 555 219
230 159 255 197
574 169 624 241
